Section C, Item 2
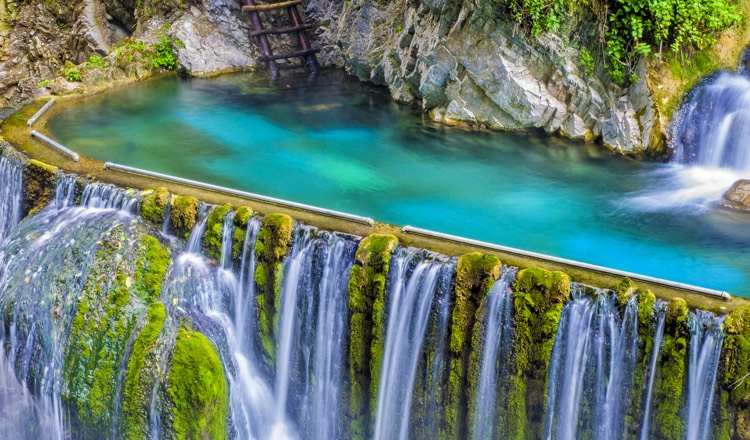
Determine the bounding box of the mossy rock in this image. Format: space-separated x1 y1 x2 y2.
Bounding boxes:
722 304 750 439
140 187 170 224
232 206 254 260
346 234 398 438
121 302 166 440
651 297 689 440
22 159 58 216
62 228 171 437
443 252 502 440
169 196 199 239
204 203 232 260
253 213 295 367
509 266 571 440
167 327 229 440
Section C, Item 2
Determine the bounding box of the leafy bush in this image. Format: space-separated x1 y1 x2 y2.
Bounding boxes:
63 67 82 82
579 48 595 74
151 35 179 70
37 79 52 88
86 55 106 69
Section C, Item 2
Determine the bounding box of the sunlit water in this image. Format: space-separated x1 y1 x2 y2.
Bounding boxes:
48 70 750 295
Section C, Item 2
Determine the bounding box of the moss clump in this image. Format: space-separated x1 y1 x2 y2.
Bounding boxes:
253 213 294 367
346 234 399 439
167 327 229 440
140 187 170 224
722 304 750 439
204 203 232 260
121 302 166 440
443 252 502 440
652 297 689 440
135 234 171 301
509 267 571 440
22 159 58 216
232 206 254 260
169 196 199 239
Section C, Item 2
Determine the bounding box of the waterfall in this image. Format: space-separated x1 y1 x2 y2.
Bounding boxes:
686 310 725 440
672 71 750 172
471 268 517 440
543 288 639 440
639 300 668 440
169 215 356 440
372 248 454 440
0 156 22 240
0 176 143 440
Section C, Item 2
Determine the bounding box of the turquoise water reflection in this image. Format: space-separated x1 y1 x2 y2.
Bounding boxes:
48 71 750 295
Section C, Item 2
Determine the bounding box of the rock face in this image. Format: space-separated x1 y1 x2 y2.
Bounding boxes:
723 179 750 211
307 0 662 154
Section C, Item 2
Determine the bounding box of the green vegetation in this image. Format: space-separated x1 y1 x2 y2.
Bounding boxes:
721 304 750 439
22 159 58 216
63 67 82 82
204 203 232 260
505 0 742 83
37 79 52 88
169 196 199 239
141 187 170 224
86 55 106 69
168 327 229 440
347 234 399 439
443 252 502 439
232 206 254 260
113 36 181 71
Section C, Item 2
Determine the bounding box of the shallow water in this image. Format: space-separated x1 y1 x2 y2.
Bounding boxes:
48 70 750 295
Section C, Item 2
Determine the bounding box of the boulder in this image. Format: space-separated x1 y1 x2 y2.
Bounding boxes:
723 179 750 211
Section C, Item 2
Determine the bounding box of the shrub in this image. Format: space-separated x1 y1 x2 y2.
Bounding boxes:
63 67 82 82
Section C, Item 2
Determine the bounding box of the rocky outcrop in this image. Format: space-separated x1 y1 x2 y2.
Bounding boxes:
723 179 750 211
308 0 662 154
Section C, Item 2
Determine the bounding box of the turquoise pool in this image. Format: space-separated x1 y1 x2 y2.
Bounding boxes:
48 70 750 295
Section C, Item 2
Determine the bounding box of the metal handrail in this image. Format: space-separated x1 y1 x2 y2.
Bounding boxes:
30 130 79 161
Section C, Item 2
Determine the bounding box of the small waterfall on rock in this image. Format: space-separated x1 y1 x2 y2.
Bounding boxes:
672 71 750 172
471 268 516 440
543 288 639 440
686 310 725 440
372 249 454 440
0 156 22 240
639 300 667 440
0 175 143 440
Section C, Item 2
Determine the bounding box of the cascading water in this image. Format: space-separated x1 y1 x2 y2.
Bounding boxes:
543 287 639 440
169 212 357 440
372 248 455 440
471 268 517 440
639 300 668 440
672 71 750 172
0 155 22 240
686 310 725 440
0 174 143 440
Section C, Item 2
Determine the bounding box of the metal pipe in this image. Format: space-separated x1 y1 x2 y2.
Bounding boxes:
27 98 55 127
30 130 79 162
103 162 376 226
402 225 732 301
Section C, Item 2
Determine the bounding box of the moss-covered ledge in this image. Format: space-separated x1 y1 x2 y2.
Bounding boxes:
509 267 571 440
443 252 502 439
721 304 750 440
346 233 398 440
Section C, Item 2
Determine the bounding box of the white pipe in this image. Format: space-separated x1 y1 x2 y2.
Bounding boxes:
103 162 376 226
30 130 79 162
402 225 732 301
27 98 55 127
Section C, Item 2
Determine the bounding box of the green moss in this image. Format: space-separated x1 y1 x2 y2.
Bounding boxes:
169 196 199 239
253 213 294 367
121 302 166 440
232 206 254 260
652 297 689 440
346 234 399 439
140 187 170 224
22 159 58 216
204 203 232 260
167 327 229 440
509 266 571 440
443 252 502 440
722 304 750 439
135 234 170 301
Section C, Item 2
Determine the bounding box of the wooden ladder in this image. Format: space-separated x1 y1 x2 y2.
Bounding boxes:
241 0 320 77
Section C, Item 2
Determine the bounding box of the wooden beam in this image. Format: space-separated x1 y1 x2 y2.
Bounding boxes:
250 24 313 37
242 0 301 12
259 48 320 61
